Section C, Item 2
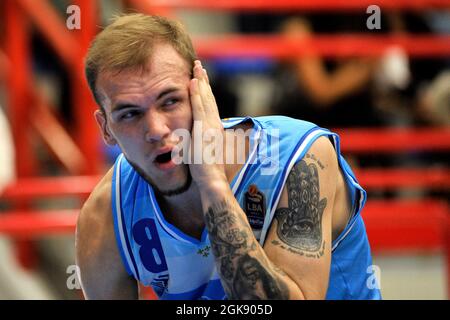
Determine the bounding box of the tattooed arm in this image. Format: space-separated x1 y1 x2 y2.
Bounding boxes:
190 60 336 299
263 136 337 299
202 199 291 299
198 136 337 300
190 59 294 299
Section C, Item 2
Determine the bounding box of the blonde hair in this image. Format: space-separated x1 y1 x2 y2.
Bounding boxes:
85 14 197 108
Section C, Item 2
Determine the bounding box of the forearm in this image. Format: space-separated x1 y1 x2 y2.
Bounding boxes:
297 58 375 107
198 180 302 300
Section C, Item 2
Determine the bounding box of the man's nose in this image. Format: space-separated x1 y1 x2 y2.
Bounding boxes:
144 110 171 143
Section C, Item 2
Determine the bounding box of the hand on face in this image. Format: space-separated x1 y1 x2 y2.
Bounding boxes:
188 60 226 188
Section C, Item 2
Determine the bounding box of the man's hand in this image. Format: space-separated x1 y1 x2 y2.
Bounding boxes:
189 60 227 189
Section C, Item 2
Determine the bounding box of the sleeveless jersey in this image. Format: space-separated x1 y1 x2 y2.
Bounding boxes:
111 116 381 300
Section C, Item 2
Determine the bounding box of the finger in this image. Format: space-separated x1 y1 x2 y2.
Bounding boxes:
201 83 222 124
198 61 209 85
194 64 214 103
193 60 205 81
194 61 220 121
198 80 220 121
203 68 209 85
194 60 210 86
195 66 212 102
189 78 205 120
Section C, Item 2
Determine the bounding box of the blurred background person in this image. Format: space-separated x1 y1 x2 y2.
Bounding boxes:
271 15 382 129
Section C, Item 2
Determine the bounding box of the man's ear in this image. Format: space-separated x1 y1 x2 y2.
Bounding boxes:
94 110 117 146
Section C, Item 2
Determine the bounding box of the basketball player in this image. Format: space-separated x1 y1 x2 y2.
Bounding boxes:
76 14 381 300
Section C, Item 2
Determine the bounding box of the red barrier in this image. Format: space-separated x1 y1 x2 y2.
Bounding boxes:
4 0 36 178
3 0 102 178
0 210 78 239
129 0 450 12
194 35 450 59
0 50 9 81
336 127 450 153
16 0 79 68
363 200 449 252
363 200 450 299
0 176 101 200
354 168 450 190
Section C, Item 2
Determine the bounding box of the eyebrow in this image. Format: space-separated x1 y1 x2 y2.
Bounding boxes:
111 87 181 114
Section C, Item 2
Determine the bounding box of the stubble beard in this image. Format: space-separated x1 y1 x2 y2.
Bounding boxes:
128 160 193 197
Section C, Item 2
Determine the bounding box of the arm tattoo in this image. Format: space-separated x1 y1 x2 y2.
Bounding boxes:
205 200 289 299
274 159 327 256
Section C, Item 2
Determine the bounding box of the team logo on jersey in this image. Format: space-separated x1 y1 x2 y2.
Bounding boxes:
244 184 266 230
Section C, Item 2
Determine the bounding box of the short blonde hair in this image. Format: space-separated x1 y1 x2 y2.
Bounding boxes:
85 14 197 108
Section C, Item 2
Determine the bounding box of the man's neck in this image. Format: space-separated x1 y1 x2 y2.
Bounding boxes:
156 181 205 240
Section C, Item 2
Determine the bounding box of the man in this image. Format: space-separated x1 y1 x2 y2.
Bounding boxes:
76 14 381 300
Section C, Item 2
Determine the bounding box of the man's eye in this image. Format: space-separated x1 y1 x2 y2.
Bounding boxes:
120 110 140 120
162 98 179 107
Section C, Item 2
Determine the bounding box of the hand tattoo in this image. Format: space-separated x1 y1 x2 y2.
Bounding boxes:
275 159 327 255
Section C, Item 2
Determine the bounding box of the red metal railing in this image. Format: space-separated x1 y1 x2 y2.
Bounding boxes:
128 0 450 12
2 0 102 178
193 35 450 59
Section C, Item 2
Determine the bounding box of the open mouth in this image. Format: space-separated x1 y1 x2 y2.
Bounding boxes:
154 151 172 164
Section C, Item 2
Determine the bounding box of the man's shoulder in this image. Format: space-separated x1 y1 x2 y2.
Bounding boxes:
78 167 114 233
75 166 136 298
252 116 321 142
254 115 318 128
307 135 336 155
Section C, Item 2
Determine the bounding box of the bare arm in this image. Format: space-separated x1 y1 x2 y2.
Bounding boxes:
75 169 138 299
282 17 377 107
263 136 337 299
199 137 336 299
296 57 377 107
190 60 337 299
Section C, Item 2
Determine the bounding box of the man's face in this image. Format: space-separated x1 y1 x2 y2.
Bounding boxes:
95 43 193 195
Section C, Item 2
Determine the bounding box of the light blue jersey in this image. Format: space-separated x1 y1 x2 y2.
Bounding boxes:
111 116 381 300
